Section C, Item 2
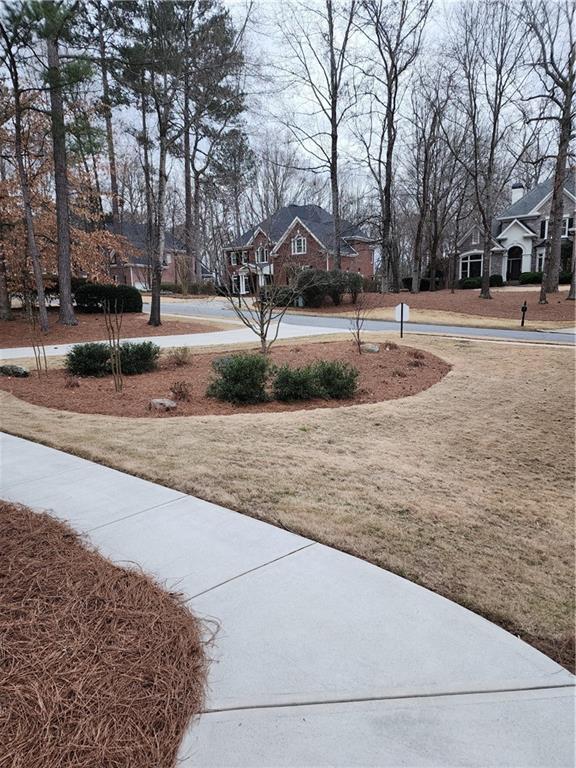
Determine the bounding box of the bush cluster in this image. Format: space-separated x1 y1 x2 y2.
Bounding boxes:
207 353 359 404
66 341 160 377
296 269 365 308
74 283 143 313
519 270 573 285
459 274 504 289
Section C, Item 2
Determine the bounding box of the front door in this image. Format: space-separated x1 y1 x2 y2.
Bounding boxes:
506 247 523 281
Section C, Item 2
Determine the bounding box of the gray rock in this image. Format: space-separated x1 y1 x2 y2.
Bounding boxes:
0 364 29 378
149 398 177 411
360 343 380 353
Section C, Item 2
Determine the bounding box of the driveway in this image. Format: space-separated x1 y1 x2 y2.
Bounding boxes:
1 434 574 767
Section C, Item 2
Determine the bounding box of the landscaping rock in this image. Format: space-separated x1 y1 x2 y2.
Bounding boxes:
149 398 177 412
360 343 380 353
0 364 29 378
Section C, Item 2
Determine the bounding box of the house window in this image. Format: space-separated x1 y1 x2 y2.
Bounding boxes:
460 253 482 279
561 217 573 238
537 250 545 271
540 219 548 240
471 229 479 245
256 246 269 263
291 235 307 255
241 251 248 264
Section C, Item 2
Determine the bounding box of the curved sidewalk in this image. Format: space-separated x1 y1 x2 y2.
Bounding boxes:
1 434 574 767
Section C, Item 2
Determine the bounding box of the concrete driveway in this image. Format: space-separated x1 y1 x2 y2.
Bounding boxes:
1 434 574 767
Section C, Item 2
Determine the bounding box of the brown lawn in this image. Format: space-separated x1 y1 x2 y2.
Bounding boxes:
1 334 574 670
0 309 230 349
0 501 207 768
292 288 576 329
0 340 450 417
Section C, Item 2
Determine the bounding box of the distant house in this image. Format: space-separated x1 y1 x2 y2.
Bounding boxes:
457 176 575 282
224 204 376 294
106 222 184 289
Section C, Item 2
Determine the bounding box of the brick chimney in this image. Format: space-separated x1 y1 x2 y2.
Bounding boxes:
511 182 525 204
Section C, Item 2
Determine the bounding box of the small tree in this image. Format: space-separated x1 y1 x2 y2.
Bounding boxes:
103 299 123 393
349 291 369 353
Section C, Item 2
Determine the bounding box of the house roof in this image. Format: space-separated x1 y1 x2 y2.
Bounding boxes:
110 221 185 253
227 204 372 255
498 175 576 220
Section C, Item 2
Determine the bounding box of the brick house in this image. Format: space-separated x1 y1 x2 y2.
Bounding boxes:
107 222 186 289
224 204 376 294
457 176 575 282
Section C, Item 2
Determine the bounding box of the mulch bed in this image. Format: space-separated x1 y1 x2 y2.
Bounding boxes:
0 340 451 418
0 309 221 349
0 501 207 768
298 289 575 322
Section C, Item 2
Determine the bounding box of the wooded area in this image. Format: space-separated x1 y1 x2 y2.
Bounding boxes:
0 0 574 330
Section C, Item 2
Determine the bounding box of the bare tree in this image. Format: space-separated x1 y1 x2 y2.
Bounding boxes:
446 0 528 299
0 13 49 331
277 0 357 270
356 0 432 293
522 0 575 302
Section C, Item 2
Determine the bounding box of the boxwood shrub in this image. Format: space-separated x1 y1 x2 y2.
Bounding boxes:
207 353 270 404
310 360 359 399
560 271 573 284
459 274 504 290
65 341 160 377
75 283 143 313
272 364 321 401
519 271 542 285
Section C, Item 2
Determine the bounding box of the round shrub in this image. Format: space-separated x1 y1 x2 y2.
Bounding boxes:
519 271 543 285
120 341 160 375
309 360 359 399
489 274 504 287
296 269 327 308
75 283 143 313
207 353 270 404
272 364 321 401
346 272 364 303
559 271 573 285
327 270 347 306
459 276 482 289
66 343 110 377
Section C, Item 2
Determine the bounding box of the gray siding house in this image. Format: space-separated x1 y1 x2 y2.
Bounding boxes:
457 177 575 282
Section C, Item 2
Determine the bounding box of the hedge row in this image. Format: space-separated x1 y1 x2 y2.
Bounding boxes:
207 353 359 404
74 283 143 313
459 274 505 290
519 271 573 285
160 281 216 295
296 269 364 308
66 341 160 377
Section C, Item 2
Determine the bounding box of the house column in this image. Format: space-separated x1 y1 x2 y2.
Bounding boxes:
521 251 531 273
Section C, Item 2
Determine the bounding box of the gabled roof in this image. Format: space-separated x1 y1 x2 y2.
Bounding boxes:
110 221 185 252
497 218 538 239
227 204 372 255
498 176 576 220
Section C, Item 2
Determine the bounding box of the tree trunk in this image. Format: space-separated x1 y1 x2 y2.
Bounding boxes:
0 248 12 321
544 96 572 295
46 36 76 325
480 226 492 299
330 113 341 270
13 74 48 331
184 80 194 289
97 7 120 233
149 119 167 327
383 113 399 292
191 170 201 284
567 228 575 300
140 87 154 291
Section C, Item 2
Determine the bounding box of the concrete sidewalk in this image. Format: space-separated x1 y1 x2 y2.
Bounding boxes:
0 322 331 361
1 434 574 767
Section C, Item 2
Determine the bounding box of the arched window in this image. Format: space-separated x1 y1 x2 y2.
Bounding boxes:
291 234 307 255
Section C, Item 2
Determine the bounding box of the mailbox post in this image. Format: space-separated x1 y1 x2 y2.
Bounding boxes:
521 301 527 327
395 303 410 338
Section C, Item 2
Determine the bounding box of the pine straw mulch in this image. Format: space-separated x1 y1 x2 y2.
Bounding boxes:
0 501 208 768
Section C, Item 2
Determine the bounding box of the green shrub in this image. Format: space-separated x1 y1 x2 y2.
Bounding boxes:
296 268 328 308
489 274 504 287
272 364 321 401
65 341 159 377
459 276 482 289
327 269 347 306
519 271 543 285
270 287 295 307
309 360 359 399
120 341 160 374
402 277 431 291
559 271 573 285
346 272 364 303
75 283 143 313
160 282 182 294
66 342 110 377
207 353 270 404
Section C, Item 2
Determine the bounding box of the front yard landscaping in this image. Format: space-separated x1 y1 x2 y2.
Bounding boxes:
0 340 450 417
0 501 207 768
0 308 230 348
1 335 573 671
